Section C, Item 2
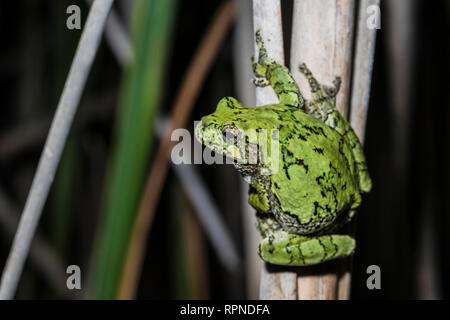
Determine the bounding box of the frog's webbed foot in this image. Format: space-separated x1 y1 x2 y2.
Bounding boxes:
251 55 267 78
248 182 272 214
258 230 355 266
298 63 340 117
298 63 326 96
324 76 341 98
251 54 270 87
255 211 282 238
255 29 268 61
252 33 271 80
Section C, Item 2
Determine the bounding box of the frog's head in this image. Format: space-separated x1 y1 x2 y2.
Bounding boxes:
195 97 280 175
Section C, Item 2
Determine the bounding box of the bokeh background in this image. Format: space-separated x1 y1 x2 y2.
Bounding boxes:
0 0 449 299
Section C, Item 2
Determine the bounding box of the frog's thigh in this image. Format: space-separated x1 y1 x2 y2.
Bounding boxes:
259 231 355 266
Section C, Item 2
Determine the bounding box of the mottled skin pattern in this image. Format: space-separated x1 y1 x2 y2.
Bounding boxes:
195 30 372 266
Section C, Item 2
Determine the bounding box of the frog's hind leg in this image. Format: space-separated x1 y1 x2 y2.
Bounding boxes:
252 30 304 108
321 194 362 235
259 230 355 266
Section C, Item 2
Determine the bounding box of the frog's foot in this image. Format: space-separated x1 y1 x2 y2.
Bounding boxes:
253 30 304 108
252 76 270 87
298 63 341 98
258 230 355 266
252 32 271 78
251 55 267 78
324 76 341 98
298 63 341 118
248 182 272 214
255 29 268 61
298 63 325 96
255 211 282 238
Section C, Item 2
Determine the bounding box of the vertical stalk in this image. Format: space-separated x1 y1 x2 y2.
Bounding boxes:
339 0 379 299
233 0 260 299
253 0 298 300
290 0 356 300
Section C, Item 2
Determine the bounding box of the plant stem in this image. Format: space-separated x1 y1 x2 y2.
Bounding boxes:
291 0 357 300
252 0 299 300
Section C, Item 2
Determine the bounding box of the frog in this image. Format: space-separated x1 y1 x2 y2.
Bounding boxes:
194 30 372 266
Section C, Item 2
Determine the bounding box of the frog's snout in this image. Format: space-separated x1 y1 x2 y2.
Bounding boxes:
194 120 205 141
195 118 220 145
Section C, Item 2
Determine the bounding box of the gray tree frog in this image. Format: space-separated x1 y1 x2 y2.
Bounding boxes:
195 30 372 265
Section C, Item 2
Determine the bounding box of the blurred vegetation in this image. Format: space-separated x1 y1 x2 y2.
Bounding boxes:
88 0 177 299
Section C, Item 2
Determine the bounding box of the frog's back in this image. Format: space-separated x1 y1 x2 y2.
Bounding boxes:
269 107 360 234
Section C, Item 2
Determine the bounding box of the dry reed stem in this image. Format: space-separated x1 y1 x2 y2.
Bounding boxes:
117 1 235 299
338 0 379 299
252 0 299 300
290 0 356 300
0 0 115 300
233 0 261 299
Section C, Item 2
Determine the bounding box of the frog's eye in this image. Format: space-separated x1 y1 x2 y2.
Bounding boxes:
222 125 241 144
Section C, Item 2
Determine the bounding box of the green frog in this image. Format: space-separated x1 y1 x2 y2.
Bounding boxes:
195 30 371 265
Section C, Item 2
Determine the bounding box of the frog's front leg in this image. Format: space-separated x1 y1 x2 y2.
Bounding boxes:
252 30 304 108
258 230 355 266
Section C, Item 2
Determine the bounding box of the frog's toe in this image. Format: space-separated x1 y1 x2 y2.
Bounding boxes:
324 76 342 97
333 76 342 88
252 77 270 87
